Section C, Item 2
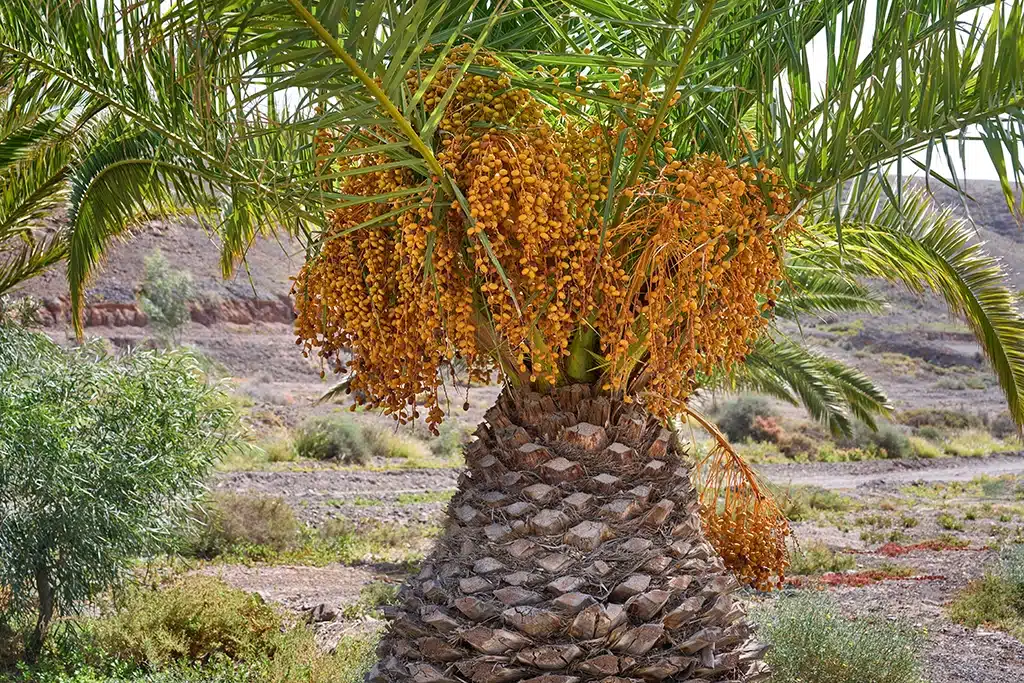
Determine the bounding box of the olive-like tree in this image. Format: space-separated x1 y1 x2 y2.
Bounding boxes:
3 1 1024 680
0 324 236 661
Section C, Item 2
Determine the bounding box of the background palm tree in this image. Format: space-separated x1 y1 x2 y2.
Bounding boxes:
3 1 1024 680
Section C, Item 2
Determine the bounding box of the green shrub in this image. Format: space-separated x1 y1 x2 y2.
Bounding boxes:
91 577 282 667
789 542 856 575
0 325 236 660
898 408 985 431
773 485 854 522
139 250 195 345
908 435 943 458
714 395 776 443
843 422 911 459
187 493 299 558
342 581 400 619
363 427 430 463
755 594 923 683
948 547 1024 640
936 512 965 531
988 412 1019 440
431 420 468 460
294 416 370 464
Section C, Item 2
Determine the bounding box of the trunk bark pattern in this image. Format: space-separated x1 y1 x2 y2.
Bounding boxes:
370 385 768 683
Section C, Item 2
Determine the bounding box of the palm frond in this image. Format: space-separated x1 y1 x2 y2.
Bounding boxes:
800 181 1024 428
734 334 891 436
776 264 886 319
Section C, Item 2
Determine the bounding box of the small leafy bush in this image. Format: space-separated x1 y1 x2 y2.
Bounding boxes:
91 577 282 667
714 395 776 443
788 542 856 575
294 416 370 464
0 325 235 660
843 422 911 459
139 250 195 345
948 545 1024 640
187 493 299 558
755 594 923 683
988 412 1019 440
342 581 400 619
774 485 855 522
936 512 965 531
430 420 468 460
898 408 985 431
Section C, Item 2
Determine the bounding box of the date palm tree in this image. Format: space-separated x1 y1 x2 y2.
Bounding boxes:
3 1 1024 680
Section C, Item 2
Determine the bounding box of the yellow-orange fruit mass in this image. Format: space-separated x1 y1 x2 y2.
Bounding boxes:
293 49 796 430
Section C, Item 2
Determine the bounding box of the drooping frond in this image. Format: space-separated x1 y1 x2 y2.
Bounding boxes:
735 334 891 435
798 182 1024 428
776 263 886 319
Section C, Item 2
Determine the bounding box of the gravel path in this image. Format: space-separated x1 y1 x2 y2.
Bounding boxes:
756 452 1024 489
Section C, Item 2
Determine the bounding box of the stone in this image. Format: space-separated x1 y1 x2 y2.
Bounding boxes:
494 586 543 606
523 483 557 504
565 520 612 551
515 443 552 469
541 457 584 484
474 557 506 574
502 606 563 637
561 423 608 452
610 574 651 601
303 602 336 623
591 473 621 493
516 644 583 670
562 492 593 511
461 627 532 655
530 509 571 535
643 499 675 527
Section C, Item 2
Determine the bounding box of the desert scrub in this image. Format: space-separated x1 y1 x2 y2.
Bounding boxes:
937 512 965 531
712 395 777 443
772 485 855 522
755 594 923 683
788 542 856 575
943 429 1015 457
341 581 400 620
139 250 195 346
320 519 440 565
294 416 371 464
0 325 237 661
91 577 282 667
949 544 1024 640
186 493 299 559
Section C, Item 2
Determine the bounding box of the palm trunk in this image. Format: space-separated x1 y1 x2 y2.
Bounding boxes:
370 384 768 683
